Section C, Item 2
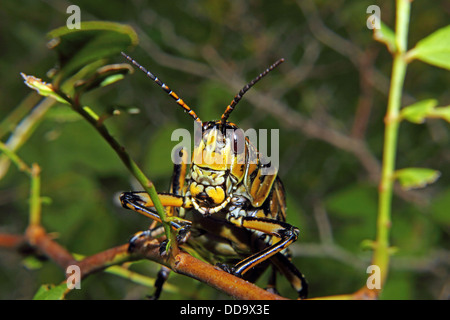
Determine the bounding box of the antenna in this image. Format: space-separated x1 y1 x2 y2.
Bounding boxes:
220 58 284 128
122 52 202 123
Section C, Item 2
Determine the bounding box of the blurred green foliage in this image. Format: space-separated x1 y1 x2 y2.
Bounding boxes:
0 0 448 300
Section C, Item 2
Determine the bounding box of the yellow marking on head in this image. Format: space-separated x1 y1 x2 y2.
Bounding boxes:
205 186 226 205
189 182 204 197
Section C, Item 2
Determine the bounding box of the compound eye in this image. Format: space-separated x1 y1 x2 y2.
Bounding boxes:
232 129 246 155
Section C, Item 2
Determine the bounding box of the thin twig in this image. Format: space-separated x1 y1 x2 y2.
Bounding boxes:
0 233 25 248
371 0 411 290
29 164 42 226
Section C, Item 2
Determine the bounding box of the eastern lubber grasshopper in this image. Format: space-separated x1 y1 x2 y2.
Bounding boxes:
120 52 308 299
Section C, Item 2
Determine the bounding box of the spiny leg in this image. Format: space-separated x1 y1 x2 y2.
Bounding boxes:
120 191 185 216
221 215 300 279
218 214 308 298
120 192 191 253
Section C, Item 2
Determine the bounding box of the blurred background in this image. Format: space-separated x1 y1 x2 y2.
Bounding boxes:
0 0 448 299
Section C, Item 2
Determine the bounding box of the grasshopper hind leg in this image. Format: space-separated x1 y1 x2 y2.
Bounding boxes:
271 252 308 299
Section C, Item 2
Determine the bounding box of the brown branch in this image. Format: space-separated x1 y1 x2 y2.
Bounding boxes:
120 234 288 300
1 226 288 300
0 233 25 248
76 244 132 277
25 225 76 269
172 253 287 300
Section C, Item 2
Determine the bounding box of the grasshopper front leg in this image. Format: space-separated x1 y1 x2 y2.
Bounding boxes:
120 191 192 249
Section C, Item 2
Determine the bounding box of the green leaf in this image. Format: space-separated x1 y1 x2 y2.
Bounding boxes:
373 21 396 53
73 63 133 95
82 106 100 121
59 59 108 95
394 168 441 190
22 256 43 270
47 21 138 86
20 73 70 104
33 283 69 300
401 99 450 124
400 99 438 124
407 24 450 70
360 239 376 251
